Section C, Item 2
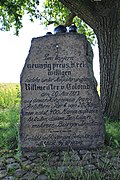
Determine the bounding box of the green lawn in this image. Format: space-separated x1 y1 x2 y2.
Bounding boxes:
0 83 20 150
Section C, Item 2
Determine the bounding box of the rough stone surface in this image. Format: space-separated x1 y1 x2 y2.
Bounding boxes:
7 163 20 171
0 170 7 178
84 164 96 170
14 169 26 177
0 149 120 179
20 172 37 180
20 33 104 152
38 175 48 180
0 158 5 167
2 176 15 180
6 158 15 164
21 159 32 166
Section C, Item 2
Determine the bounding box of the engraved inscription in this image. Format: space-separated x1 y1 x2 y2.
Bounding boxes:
20 33 104 151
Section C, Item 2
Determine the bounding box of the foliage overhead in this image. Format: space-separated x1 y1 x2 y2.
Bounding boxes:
0 0 95 43
0 0 41 35
42 0 95 44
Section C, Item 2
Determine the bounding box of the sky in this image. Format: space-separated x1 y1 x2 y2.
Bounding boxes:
0 15 100 84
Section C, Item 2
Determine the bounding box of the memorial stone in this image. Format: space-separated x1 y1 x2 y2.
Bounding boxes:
20 33 104 152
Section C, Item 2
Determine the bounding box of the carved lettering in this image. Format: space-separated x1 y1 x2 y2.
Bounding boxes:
20 33 104 152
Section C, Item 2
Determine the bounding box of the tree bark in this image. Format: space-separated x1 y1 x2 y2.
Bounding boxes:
96 5 120 120
60 0 120 120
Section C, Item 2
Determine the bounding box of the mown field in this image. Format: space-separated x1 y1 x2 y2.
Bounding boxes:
0 83 120 151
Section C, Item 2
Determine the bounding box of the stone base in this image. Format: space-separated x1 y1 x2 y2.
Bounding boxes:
0 149 120 179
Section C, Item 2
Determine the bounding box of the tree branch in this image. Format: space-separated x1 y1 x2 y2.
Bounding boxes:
65 12 76 26
40 13 59 25
59 0 99 31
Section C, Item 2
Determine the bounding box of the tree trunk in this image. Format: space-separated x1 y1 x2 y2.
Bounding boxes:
96 11 120 120
60 0 120 120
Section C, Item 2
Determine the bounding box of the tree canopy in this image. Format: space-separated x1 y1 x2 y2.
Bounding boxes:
42 0 95 43
0 0 40 35
0 0 95 43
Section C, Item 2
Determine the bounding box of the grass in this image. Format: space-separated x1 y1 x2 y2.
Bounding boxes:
0 106 20 150
105 118 120 148
0 83 20 150
0 83 20 109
